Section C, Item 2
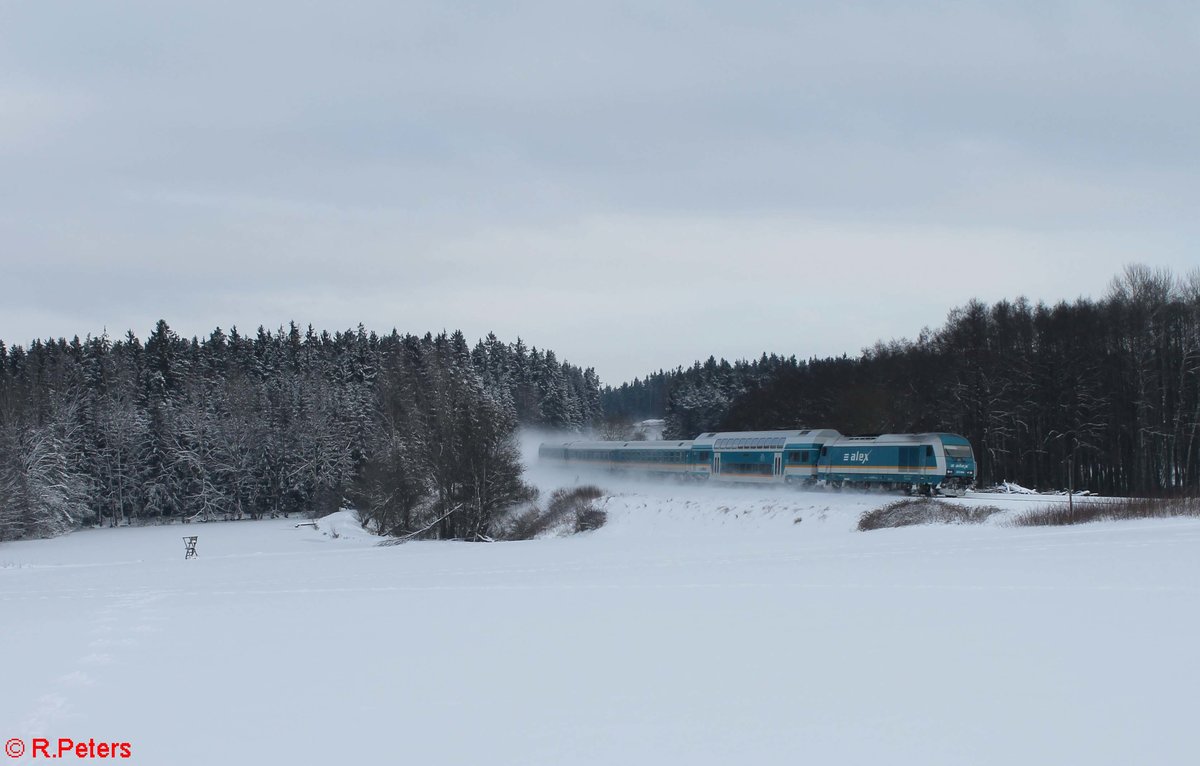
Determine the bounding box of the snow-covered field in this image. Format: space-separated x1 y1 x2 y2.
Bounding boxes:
2 478 1198 765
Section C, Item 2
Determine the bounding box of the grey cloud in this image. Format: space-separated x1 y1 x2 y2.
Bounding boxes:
1 1 1197 381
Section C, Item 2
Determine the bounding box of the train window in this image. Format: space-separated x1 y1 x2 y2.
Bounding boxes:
727 463 771 475
926 445 934 457
801 450 809 462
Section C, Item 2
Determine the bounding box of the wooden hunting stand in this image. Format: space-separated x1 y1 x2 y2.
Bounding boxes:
183 536 198 560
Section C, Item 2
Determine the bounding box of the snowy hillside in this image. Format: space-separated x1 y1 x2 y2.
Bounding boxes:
2 481 1197 765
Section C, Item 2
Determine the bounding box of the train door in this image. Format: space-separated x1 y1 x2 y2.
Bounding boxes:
773 453 782 477
714 453 721 475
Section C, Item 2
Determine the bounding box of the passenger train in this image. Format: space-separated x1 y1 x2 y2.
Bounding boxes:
539 429 976 495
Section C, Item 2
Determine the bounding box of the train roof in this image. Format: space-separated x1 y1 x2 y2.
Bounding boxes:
692 429 843 450
550 439 695 451
830 432 969 445
540 430 970 452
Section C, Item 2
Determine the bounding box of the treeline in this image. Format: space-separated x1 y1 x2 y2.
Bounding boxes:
604 354 801 437
5 264 1196 541
0 322 601 541
606 265 1200 495
600 356 796 430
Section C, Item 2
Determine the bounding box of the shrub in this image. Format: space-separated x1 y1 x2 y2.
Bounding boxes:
1011 496 1200 527
503 485 606 540
574 508 608 533
858 498 1003 531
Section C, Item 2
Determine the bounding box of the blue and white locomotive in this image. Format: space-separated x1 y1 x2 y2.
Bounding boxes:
539 429 976 494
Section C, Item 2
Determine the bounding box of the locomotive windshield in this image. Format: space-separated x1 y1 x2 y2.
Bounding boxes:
944 445 974 459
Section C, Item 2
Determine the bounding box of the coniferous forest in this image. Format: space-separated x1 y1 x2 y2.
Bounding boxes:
0 323 599 541
3 264 1198 542
606 265 1200 497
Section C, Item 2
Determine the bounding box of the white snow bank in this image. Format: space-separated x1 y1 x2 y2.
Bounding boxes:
311 509 375 541
993 480 1038 494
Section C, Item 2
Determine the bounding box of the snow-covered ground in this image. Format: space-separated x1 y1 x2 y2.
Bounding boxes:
2 478 1197 765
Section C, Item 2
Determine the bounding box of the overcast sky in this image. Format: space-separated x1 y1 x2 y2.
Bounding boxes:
2 1 1197 383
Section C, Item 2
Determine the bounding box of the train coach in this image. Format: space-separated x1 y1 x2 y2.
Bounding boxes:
538 429 976 495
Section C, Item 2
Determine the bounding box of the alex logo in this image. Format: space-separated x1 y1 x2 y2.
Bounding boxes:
842 451 871 463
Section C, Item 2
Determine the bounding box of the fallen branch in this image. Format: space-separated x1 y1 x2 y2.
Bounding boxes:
379 504 464 545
